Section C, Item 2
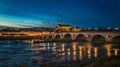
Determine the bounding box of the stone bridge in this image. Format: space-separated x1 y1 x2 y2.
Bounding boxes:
41 31 120 43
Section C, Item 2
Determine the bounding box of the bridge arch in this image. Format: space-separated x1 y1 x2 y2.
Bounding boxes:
55 35 61 40
75 34 87 42
91 35 106 43
64 34 72 40
111 35 120 44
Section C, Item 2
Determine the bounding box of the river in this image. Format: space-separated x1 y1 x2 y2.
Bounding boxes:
0 40 120 67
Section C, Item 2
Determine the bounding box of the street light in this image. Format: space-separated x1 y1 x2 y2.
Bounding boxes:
115 27 118 31
95 28 98 31
107 27 111 30
88 28 91 31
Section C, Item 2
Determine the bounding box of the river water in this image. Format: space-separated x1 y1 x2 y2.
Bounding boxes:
0 40 120 67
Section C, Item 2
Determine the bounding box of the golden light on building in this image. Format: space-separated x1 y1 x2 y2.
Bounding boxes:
56 20 71 31
34 32 42 36
72 27 81 32
94 47 98 58
41 32 50 35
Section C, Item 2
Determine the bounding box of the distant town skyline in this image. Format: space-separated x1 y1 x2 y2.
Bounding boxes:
0 0 120 28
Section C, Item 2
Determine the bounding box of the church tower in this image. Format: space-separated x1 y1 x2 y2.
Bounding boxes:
58 20 61 29
58 20 61 25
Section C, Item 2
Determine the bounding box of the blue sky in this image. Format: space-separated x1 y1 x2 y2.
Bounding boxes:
0 0 120 28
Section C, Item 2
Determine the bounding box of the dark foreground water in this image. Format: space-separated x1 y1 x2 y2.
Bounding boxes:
0 40 120 67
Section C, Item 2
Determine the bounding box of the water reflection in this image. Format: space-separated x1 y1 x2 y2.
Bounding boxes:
0 41 120 67
67 48 71 60
52 43 56 51
72 42 77 51
72 42 77 60
94 47 98 58
60 43 120 62
47 43 50 49
79 46 83 60
104 44 112 57
67 48 70 56
114 48 119 56
87 48 91 59
62 43 65 52
73 51 76 60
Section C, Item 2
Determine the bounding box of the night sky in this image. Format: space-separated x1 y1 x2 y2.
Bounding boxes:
0 0 120 28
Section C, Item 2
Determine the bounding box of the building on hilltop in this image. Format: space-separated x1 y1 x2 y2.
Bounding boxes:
55 20 71 32
54 20 83 32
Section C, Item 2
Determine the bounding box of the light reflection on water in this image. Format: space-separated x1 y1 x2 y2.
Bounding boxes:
58 42 120 62
0 41 120 67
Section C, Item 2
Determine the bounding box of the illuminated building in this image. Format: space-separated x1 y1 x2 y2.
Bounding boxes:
71 27 81 32
56 20 71 31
